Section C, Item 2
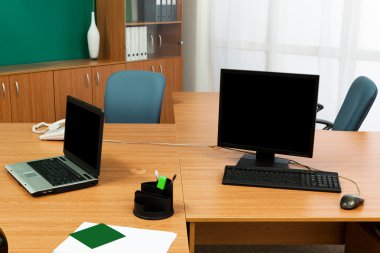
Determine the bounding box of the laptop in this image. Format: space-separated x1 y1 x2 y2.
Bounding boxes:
5 96 104 196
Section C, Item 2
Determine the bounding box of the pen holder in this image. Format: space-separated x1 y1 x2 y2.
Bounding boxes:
133 179 174 220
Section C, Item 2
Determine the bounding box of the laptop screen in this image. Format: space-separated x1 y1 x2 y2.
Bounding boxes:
64 96 104 177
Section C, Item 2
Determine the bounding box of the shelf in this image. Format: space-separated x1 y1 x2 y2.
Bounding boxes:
126 21 182 26
0 59 126 76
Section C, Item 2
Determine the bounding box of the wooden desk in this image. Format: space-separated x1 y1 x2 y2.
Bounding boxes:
173 92 380 253
0 124 189 253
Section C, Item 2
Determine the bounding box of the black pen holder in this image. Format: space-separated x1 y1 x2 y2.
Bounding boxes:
133 179 174 220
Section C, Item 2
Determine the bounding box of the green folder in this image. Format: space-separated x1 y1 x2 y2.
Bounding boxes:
126 0 132 22
70 223 125 249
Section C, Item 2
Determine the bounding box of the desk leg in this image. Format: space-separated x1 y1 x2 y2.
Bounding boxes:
345 223 380 253
189 222 196 253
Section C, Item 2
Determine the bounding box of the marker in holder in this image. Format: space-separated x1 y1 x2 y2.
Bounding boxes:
133 178 174 220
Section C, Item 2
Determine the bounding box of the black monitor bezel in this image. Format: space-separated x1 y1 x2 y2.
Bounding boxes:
217 69 319 159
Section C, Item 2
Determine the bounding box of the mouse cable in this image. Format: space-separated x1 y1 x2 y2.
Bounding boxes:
289 159 361 196
103 139 214 148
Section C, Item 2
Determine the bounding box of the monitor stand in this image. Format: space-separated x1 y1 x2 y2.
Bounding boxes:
236 153 289 169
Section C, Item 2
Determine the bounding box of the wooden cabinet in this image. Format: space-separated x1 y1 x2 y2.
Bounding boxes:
9 72 55 122
54 64 125 119
0 76 12 122
0 0 184 123
97 0 183 124
54 67 93 119
92 64 125 109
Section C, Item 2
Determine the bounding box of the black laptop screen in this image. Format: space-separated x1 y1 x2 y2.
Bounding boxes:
64 96 104 177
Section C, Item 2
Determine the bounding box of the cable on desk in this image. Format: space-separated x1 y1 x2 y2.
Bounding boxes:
103 139 214 148
215 147 362 196
289 159 361 196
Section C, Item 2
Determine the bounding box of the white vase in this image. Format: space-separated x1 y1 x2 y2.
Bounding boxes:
87 11 100 60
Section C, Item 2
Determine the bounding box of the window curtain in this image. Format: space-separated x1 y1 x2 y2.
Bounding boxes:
199 0 379 130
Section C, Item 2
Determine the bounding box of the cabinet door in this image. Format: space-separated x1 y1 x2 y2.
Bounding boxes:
172 57 183 92
152 59 174 123
0 76 12 122
54 68 92 119
9 72 55 123
126 61 152 71
92 64 125 109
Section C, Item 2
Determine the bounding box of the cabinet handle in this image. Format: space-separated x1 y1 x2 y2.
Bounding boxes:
151 65 155 72
1 82 5 98
158 34 162 48
96 72 100 86
15 81 19 96
159 64 163 74
150 35 154 48
86 73 90 88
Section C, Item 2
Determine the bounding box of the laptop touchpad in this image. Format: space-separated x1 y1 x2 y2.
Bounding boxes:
23 172 38 178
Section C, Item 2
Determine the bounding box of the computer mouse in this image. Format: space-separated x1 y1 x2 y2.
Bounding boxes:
340 194 364 210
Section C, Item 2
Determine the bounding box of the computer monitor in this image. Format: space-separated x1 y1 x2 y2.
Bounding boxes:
218 69 319 168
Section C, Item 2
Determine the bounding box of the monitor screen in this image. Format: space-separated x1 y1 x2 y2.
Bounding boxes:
218 69 319 167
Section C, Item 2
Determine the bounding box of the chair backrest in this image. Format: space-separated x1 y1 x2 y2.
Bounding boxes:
104 70 165 123
333 76 378 131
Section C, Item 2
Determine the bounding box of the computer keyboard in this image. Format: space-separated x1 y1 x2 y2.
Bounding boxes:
28 158 85 186
223 165 341 193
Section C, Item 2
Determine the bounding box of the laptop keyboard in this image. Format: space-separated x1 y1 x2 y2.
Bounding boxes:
27 158 86 186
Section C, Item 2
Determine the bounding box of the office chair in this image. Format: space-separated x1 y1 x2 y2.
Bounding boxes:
317 76 378 131
0 228 8 253
104 70 166 123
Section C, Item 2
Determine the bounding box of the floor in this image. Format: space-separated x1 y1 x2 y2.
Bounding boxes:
196 245 345 253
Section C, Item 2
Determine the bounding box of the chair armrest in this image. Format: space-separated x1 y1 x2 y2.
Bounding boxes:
317 103 324 113
316 119 334 130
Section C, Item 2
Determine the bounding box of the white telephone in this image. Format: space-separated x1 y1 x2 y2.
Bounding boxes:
32 119 65 141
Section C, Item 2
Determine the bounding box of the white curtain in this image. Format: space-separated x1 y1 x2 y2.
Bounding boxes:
203 0 380 131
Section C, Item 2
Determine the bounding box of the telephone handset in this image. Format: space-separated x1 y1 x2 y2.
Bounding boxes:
32 119 65 140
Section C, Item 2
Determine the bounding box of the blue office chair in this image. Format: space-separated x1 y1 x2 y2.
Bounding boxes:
317 76 378 131
104 70 166 123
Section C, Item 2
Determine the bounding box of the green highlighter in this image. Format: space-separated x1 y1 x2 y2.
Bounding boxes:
70 223 125 249
157 176 167 190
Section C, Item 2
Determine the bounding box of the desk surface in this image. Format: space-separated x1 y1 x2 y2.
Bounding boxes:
173 92 380 222
0 124 189 253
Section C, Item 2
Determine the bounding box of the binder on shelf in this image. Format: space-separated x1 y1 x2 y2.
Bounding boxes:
126 0 132 22
126 27 132 62
139 26 148 60
131 0 139 22
134 27 140 61
172 0 177 21
143 0 156 22
167 0 172 21
161 0 167 21
156 0 161 21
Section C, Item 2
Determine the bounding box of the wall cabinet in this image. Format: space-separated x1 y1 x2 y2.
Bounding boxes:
0 72 55 123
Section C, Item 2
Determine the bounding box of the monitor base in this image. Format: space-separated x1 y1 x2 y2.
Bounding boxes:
236 154 289 169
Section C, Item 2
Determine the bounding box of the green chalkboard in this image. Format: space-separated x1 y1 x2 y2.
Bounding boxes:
0 0 93 66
